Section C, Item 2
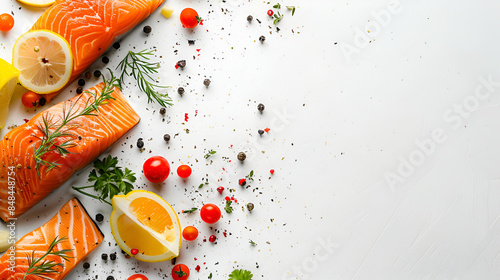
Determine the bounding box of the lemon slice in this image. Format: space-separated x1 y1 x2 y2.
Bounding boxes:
16 0 55 8
0 58 20 130
12 30 73 94
161 5 174 19
111 190 182 262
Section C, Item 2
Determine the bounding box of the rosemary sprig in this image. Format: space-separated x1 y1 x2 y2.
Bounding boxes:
34 70 120 177
117 49 172 107
182 207 198 214
23 236 73 280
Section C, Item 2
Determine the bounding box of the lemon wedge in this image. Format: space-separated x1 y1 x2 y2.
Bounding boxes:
0 58 20 130
111 190 182 262
161 5 174 19
13 30 73 94
16 0 55 8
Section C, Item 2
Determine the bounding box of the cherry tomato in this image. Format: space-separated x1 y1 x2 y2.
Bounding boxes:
0 13 14 32
177 164 192 178
182 226 199 241
143 156 170 183
180 8 200 29
21 91 40 108
172 264 190 280
200 203 221 224
128 274 148 280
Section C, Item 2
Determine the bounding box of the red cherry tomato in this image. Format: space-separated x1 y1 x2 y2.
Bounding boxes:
21 91 40 108
143 156 170 183
0 13 14 32
128 274 148 280
182 226 199 241
172 264 190 280
200 203 221 224
180 8 200 29
177 164 192 178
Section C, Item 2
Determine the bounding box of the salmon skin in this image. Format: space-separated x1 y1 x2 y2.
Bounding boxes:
31 0 165 94
0 83 140 221
0 198 104 279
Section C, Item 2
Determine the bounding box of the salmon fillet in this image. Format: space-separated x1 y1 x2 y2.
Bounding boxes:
0 83 140 221
31 0 165 94
0 198 104 279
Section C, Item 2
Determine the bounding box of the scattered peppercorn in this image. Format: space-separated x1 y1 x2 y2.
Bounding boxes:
38 97 46 106
177 60 186 69
258 129 264 135
110 253 117 261
258 103 265 112
113 42 120 49
78 79 85 86
94 70 101 78
178 87 185 95
247 15 253 22
84 72 92 79
237 152 246 162
163 134 171 142
203 79 211 87
83 262 90 269
259 35 266 42
247 203 254 211
107 276 114 280
160 108 166 115
76 87 83 94
137 138 144 149
209 235 216 243
188 39 196 45
95 213 104 222
102 56 109 64
143 25 152 34
101 253 108 261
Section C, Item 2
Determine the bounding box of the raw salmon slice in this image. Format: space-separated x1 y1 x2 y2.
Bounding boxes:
0 198 104 279
0 82 140 221
31 0 165 93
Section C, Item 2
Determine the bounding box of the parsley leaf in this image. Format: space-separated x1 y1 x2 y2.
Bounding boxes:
246 170 255 182
273 3 281 9
225 200 233 214
228 269 253 280
73 155 136 205
204 149 217 159
287 6 296 16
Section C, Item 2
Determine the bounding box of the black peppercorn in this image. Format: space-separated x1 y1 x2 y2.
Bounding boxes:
203 79 211 87
110 253 117 261
38 97 46 106
143 25 152 34
101 253 108 261
247 15 253 22
83 262 90 269
85 72 92 79
113 42 120 49
258 129 264 135
259 35 266 42
94 70 101 78
102 56 109 64
258 103 265 112
178 87 185 95
177 60 186 69
160 107 166 115
247 203 254 211
137 139 144 149
76 87 83 94
237 152 246 162
164 134 171 142
95 213 104 222
78 79 85 86
107 276 115 280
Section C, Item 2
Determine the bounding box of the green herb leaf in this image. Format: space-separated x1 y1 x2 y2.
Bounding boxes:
72 155 136 205
182 207 198 214
225 200 233 214
246 170 255 182
228 269 253 280
117 49 172 107
273 11 283 25
249 240 257 246
273 3 281 8
287 6 296 16
204 149 217 159
209 273 213 279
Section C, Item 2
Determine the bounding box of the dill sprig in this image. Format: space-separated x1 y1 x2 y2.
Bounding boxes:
23 236 73 280
117 49 172 107
34 70 120 177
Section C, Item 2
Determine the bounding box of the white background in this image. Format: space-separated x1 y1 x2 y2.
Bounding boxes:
2 0 500 279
